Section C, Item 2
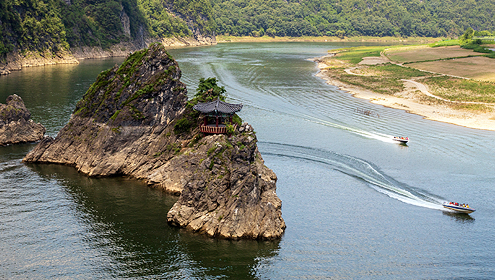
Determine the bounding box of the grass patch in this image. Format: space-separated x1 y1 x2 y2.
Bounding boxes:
424 76 495 103
110 109 121 121
123 84 154 106
153 151 164 158
207 146 216 157
334 46 388 64
328 63 432 95
128 105 145 120
451 103 494 112
430 39 461 47
166 143 181 154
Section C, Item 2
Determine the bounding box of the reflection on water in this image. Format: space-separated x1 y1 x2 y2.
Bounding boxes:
0 58 125 136
17 163 280 279
442 211 476 223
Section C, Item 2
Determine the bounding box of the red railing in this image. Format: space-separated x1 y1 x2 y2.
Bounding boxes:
200 124 227 134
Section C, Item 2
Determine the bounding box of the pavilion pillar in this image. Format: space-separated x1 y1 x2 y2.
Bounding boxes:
216 116 219 127
204 117 208 126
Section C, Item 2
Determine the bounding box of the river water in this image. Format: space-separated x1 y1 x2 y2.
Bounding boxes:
1 42 494 279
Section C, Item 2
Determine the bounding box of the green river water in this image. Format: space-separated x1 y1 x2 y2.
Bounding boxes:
1 42 494 279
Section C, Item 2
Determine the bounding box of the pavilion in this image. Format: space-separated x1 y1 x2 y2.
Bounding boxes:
193 99 243 135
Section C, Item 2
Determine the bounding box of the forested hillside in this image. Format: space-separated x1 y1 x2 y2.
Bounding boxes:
0 0 215 57
0 0 68 55
1 0 494 59
212 0 495 38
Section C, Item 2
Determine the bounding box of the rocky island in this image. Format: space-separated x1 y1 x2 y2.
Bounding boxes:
0 94 46 146
23 43 285 240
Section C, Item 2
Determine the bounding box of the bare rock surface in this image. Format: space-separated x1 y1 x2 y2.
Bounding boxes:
0 94 46 145
23 43 285 240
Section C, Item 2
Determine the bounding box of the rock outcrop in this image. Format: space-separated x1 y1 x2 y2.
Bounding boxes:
23 43 285 240
166 125 285 239
0 95 46 146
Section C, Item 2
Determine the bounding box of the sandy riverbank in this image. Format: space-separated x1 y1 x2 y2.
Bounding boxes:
314 57 495 131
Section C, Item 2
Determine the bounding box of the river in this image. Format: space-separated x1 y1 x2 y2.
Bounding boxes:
1 42 494 279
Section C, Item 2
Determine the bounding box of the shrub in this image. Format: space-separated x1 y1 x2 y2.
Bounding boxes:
194 77 226 101
473 46 492 53
232 114 242 126
174 118 193 134
226 122 235 135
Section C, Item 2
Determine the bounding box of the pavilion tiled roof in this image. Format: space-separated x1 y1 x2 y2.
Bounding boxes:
193 99 243 114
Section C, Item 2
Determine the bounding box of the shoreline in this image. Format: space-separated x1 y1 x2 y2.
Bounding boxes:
1 36 436 76
0 36 216 76
216 35 439 44
314 57 495 131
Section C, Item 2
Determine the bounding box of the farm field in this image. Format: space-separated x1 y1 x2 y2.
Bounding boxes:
410 56 495 81
385 46 478 63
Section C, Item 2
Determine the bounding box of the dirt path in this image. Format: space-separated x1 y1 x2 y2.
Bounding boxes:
401 79 446 100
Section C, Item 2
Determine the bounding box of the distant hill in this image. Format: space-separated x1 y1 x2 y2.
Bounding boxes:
1 0 494 61
212 0 495 38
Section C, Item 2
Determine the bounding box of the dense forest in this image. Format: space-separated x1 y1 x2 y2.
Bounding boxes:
0 0 68 55
1 0 494 58
212 0 495 38
0 0 216 56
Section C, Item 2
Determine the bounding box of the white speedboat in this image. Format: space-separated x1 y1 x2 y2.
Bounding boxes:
393 136 409 143
443 202 475 214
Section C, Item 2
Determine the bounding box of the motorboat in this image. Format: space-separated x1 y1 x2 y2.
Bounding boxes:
442 202 476 214
393 136 409 143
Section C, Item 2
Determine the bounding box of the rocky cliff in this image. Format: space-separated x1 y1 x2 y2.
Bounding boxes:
165 125 285 239
23 43 285 240
0 95 46 146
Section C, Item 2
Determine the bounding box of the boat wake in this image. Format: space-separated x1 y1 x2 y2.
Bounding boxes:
300 113 397 143
258 142 444 210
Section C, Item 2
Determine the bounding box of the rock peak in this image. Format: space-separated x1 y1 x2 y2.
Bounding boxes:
73 43 187 127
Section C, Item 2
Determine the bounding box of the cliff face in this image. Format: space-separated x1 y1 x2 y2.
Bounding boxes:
0 95 46 146
23 43 285 240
